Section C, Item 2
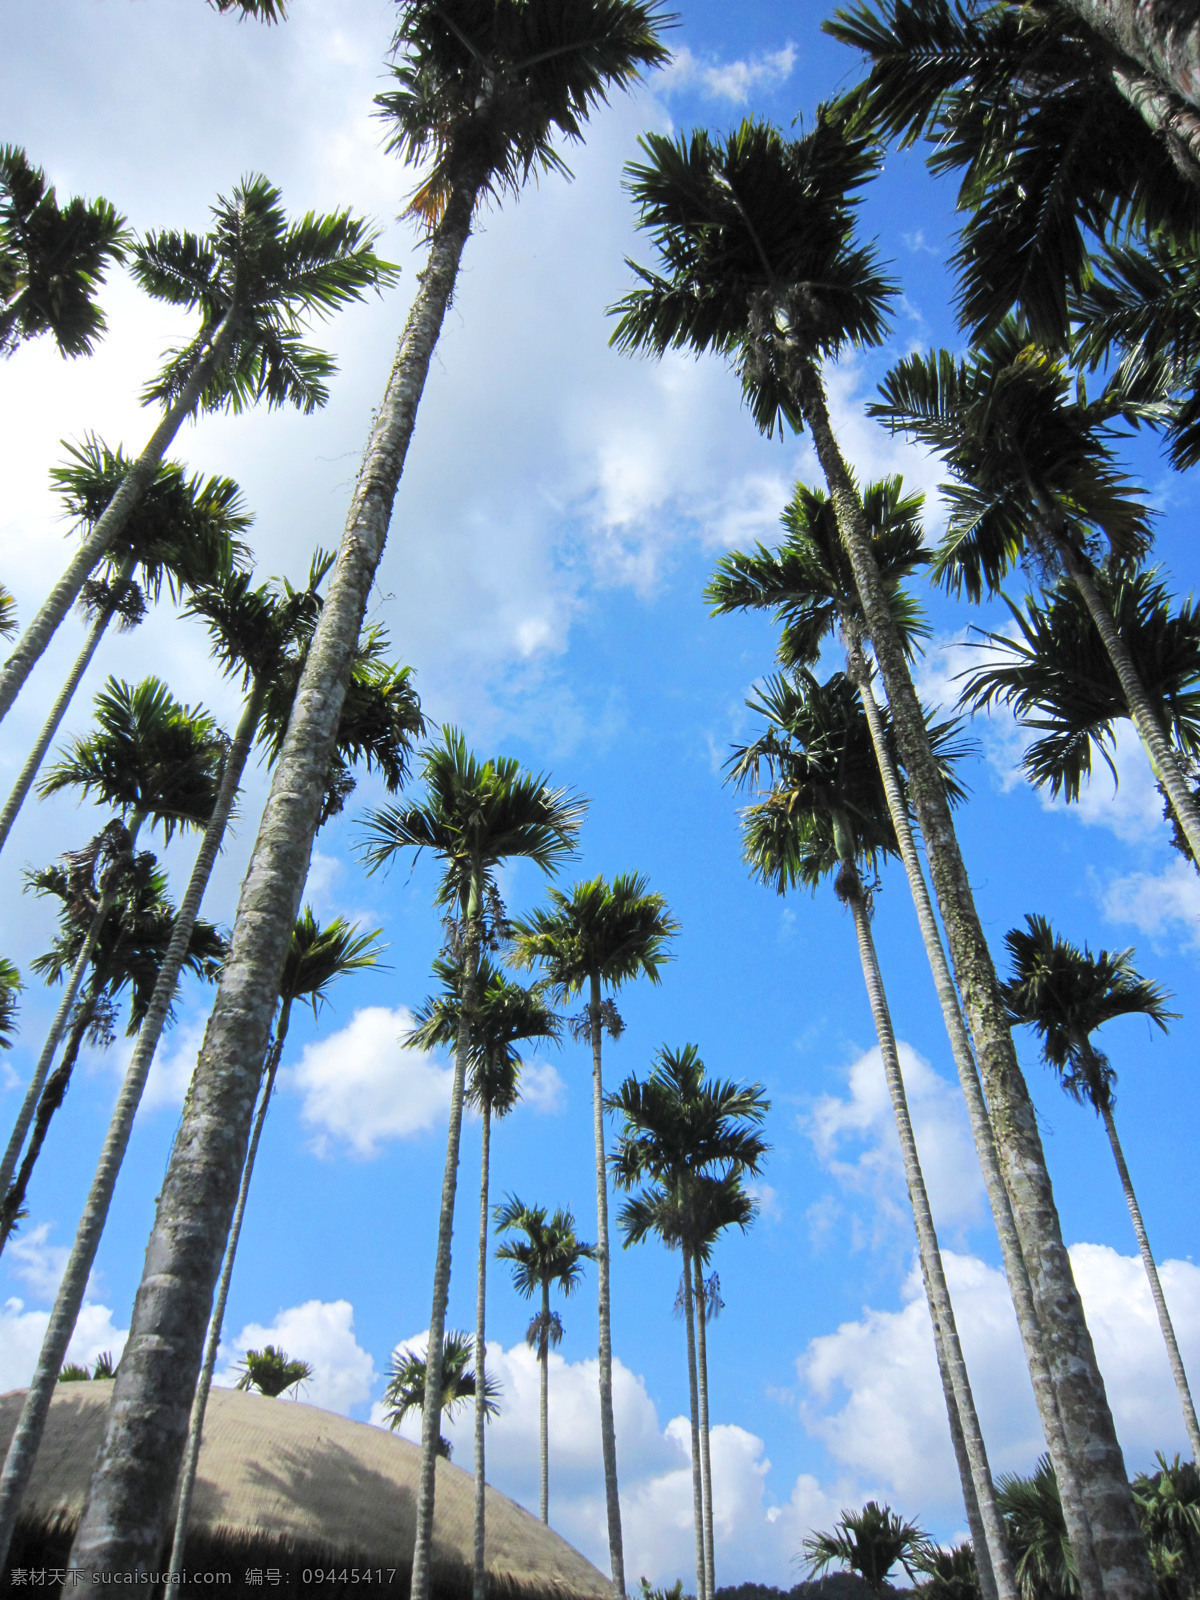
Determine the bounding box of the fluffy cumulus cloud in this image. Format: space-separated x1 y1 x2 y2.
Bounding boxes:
214 1298 377 1418
668 43 798 103
0 1224 127 1392
286 1005 454 1158
1101 856 1200 947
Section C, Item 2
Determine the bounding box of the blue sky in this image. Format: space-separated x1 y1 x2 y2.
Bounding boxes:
1 0 1198 1586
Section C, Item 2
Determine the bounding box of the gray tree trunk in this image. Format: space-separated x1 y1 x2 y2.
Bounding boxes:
474 1103 491 1600
539 1280 550 1525
1061 0 1200 111
681 1243 708 1600
0 310 237 725
1059 549 1200 871
0 553 133 861
0 699 255 1571
1098 1097 1200 1461
65 179 478 1578
589 969 626 1598
842 865 1015 1600
410 907 480 1600
846 637 1104 1600
793 351 1154 1600
692 1254 715 1600
168 1014 286 1581
0 808 145 1230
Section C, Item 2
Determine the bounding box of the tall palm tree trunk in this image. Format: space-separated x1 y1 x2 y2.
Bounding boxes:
0 554 134 860
1058 546 1200 868
589 969 626 1598
0 702 254 1572
845 636 1104 1600
839 855 1015 1600
168 1015 287 1580
792 351 1154 1600
539 1282 551 1525
0 808 144 1224
474 1102 492 1599
411 909 482 1600
691 1254 715 1600
1097 1095 1200 1461
0 311 237 725
681 1243 707 1600
67 179 479 1579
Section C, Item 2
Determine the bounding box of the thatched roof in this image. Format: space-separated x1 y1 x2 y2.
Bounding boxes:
1 1382 613 1600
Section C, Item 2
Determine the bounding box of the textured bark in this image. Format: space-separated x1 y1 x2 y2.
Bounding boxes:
66 179 477 1578
474 1104 491 1599
793 353 1154 1600
0 554 132 861
847 638 1104 1600
844 870 1014 1600
411 909 480 1600
168 1014 286 1580
1110 60 1200 175
1098 1096 1200 1460
691 1254 715 1600
539 1280 550 1525
1062 0 1200 111
589 970 626 1598
1060 549 1200 870
0 811 144 1223
0 311 237 725
0 705 253 1572
681 1244 708 1600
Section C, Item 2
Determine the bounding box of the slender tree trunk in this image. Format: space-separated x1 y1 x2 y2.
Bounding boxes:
841 861 1015 1600
0 809 144 1226
66 178 479 1578
410 906 481 1600
1059 0 1200 113
792 351 1153 1600
539 1281 550 1525
0 555 132 861
681 1243 707 1600
474 1103 491 1600
0 310 237 725
0 701 255 1571
1058 548 1200 869
589 969 626 1598
1098 1097 1200 1461
692 1254 716 1600
846 636 1104 1600
168 1013 287 1581
1 1000 93 1241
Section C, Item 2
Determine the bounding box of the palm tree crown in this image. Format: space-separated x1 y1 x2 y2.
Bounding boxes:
804 1502 933 1598
384 1331 501 1440
508 871 677 1000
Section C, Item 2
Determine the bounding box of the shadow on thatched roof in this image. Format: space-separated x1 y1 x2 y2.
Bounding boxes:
1 1381 614 1600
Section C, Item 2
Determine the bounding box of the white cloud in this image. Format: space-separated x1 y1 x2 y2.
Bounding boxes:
806 1042 985 1242
1101 856 1200 948
4 1222 72 1303
668 44 798 103
287 1005 453 1158
0 1296 129 1393
517 1059 567 1115
215 1298 377 1418
747 1181 782 1223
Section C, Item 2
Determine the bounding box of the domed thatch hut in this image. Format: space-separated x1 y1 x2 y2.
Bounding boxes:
1 1383 614 1599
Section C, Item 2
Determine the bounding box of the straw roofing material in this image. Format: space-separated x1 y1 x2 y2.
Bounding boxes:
1 1382 615 1600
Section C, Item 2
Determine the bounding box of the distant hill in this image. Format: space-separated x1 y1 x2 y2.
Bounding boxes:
717 1578 898 1600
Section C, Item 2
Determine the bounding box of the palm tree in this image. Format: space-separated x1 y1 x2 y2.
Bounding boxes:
68 3 669 1573
1131 1454 1200 1600
383 1331 501 1458
0 587 15 641
731 668 1015 1600
210 0 287 17
509 872 677 1590
609 1043 767 1600
1002 916 1200 1462
998 1457 1078 1600
612 111 1147 1600
362 731 583 1600
167 911 383 1578
0 442 249 859
0 145 128 357
804 1502 933 1598
234 1347 312 1399
0 174 394 725
494 1196 595 1525
709 477 1096 1576
0 676 224 1215
873 322 1200 870
958 567 1200 815
409 954 560 1600
0 961 19 1052
1 859 225 1246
